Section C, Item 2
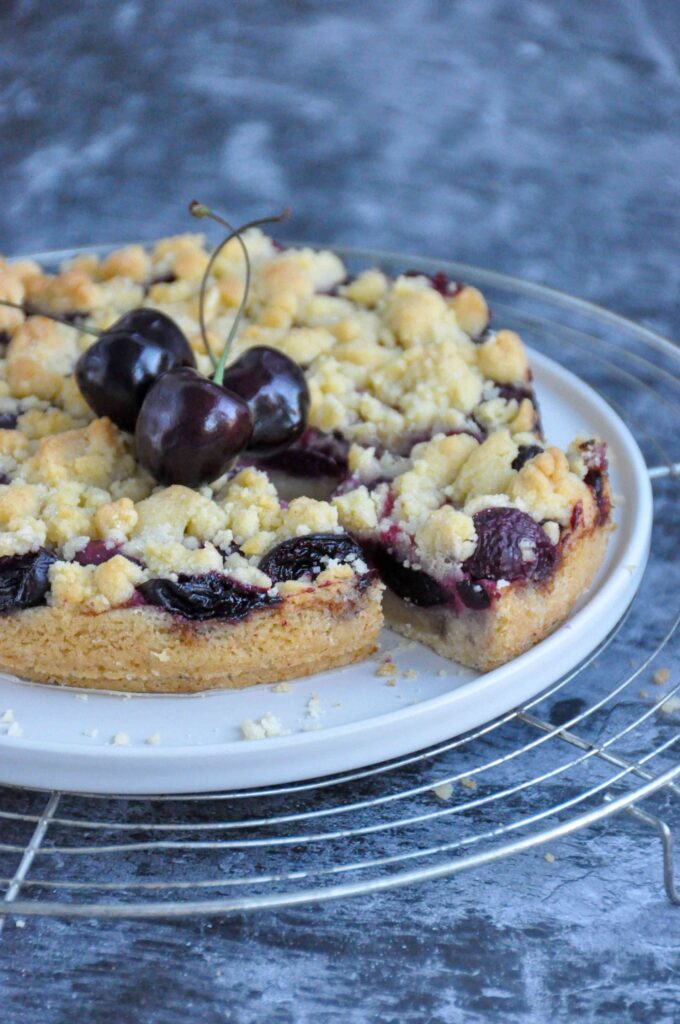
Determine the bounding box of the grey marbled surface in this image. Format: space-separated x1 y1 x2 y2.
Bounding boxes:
0 1 679 1021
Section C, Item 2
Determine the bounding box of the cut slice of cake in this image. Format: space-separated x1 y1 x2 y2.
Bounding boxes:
334 431 611 671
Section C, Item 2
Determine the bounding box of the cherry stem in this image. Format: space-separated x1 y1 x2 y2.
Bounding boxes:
0 299 100 336
189 201 290 382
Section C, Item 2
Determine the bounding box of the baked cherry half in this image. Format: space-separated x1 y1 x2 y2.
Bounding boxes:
135 366 253 488
75 309 196 432
259 533 365 583
0 549 57 613
463 507 556 582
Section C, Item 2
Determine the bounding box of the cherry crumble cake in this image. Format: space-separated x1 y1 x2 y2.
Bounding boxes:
0 219 612 691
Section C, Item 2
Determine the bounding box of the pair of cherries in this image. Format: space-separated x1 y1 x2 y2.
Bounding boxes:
3 204 309 488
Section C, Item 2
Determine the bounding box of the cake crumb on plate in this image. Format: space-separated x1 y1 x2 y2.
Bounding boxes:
432 782 453 801
240 713 289 740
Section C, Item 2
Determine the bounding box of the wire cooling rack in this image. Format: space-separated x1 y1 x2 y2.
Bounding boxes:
0 248 678 920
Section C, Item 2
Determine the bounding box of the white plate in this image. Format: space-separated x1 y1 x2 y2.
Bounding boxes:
0 347 652 794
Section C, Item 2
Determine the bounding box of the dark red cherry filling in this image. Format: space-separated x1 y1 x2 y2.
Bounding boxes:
511 443 544 471
579 440 610 526
259 428 349 479
404 269 461 297
138 573 280 622
366 544 449 607
463 507 556 583
74 540 121 566
259 533 366 584
0 548 57 613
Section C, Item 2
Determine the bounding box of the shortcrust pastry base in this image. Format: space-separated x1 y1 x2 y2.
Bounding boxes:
0 577 383 693
383 524 611 673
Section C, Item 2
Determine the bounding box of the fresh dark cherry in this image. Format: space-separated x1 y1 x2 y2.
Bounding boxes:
221 346 309 458
139 572 280 621
135 366 253 487
511 444 544 471
0 412 17 430
259 533 365 583
75 308 196 432
463 507 556 583
367 544 448 607
0 548 57 613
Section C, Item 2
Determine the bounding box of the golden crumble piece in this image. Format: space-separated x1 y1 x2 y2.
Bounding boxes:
277 327 336 365
509 446 593 526
5 258 42 284
333 486 379 533
254 257 314 312
415 506 477 569
509 398 538 434
341 269 389 307
23 417 134 488
0 482 43 525
448 430 518 505
298 294 354 327
332 336 389 369
0 269 25 334
371 340 484 418
0 515 47 556
63 253 99 277
49 561 97 608
316 562 355 586
152 234 208 281
279 496 339 538
59 374 93 420
41 482 99 545
240 530 278 558
133 485 227 544
220 467 281 526
217 273 246 309
99 245 152 284
140 540 224 578
93 497 138 540
94 555 145 607
448 285 489 338
476 329 529 384
24 267 101 314
256 304 292 330
410 433 479 489
384 282 448 346
17 407 80 440
7 317 80 401
0 428 30 462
